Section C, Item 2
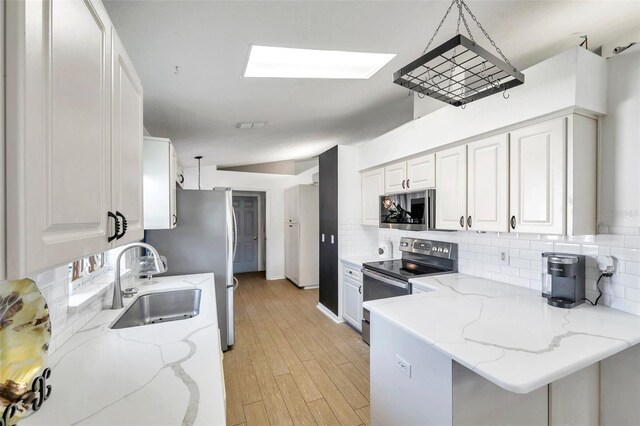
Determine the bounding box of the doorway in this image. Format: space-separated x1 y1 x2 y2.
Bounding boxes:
232 192 266 273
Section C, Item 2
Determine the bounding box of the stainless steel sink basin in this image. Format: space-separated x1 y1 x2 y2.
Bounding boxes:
110 289 202 330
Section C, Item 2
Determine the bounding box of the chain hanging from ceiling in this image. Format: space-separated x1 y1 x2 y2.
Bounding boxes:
393 0 524 107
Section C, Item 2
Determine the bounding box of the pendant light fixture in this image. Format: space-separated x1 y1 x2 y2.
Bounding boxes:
393 0 524 107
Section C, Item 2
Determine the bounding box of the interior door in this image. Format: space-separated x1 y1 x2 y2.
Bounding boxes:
111 30 144 245
232 196 259 273
406 154 436 190
467 134 509 232
6 0 113 278
510 118 566 234
436 145 467 230
384 163 407 193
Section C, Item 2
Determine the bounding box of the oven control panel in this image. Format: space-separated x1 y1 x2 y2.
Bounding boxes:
399 237 456 259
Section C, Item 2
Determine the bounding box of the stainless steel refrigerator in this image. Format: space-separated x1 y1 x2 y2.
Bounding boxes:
145 188 236 351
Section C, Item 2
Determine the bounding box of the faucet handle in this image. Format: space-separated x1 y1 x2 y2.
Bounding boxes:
123 287 139 298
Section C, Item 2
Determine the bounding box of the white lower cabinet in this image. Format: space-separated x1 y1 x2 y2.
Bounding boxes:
342 263 363 330
5 0 144 279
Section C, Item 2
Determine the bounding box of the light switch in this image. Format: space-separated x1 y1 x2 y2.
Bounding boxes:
395 355 411 378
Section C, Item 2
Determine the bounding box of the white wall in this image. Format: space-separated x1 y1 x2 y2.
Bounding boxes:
358 47 607 171
599 45 640 234
182 165 318 280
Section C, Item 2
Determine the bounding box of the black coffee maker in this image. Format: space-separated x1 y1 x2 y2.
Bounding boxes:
545 254 585 308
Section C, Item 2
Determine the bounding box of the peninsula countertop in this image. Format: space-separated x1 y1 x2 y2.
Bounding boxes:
364 273 640 394
22 273 226 426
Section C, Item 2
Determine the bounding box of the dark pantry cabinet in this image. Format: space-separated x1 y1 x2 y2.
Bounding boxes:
318 146 339 316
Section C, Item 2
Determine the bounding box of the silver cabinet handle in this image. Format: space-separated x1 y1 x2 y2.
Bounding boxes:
321 233 325 242
331 235 335 244
459 216 465 228
359 286 362 294
510 215 516 229
402 179 405 189
406 179 410 188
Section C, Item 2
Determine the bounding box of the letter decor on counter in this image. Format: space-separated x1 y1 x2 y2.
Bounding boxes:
0 279 52 425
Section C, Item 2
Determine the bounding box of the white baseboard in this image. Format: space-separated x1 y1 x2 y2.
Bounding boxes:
316 303 344 324
266 275 285 280
303 285 319 290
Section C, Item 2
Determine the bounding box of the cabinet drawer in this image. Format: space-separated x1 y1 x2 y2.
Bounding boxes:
343 265 362 281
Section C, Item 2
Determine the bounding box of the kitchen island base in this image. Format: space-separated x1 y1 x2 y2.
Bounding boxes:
371 310 636 426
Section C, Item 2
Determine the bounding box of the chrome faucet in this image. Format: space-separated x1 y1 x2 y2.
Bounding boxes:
111 242 165 309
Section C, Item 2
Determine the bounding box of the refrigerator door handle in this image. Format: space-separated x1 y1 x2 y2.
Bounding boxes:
231 206 238 261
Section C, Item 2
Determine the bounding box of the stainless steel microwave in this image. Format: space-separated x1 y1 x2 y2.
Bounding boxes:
379 189 436 231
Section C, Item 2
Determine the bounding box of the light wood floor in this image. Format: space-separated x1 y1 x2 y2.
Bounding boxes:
224 272 371 426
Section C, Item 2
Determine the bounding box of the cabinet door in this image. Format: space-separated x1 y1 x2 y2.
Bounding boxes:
284 186 299 223
342 276 362 330
361 168 384 226
510 118 566 235
6 0 113 277
436 145 467 230
406 154 435 190
285 223 300 284
111 31 144 245
384 163 407 193
467 134 509 232
169 143 177 229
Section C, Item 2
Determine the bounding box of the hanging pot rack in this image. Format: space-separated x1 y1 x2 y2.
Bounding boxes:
393 0 524 107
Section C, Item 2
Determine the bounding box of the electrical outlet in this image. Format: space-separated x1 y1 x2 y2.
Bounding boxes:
499 251 509 265
395 355 411 378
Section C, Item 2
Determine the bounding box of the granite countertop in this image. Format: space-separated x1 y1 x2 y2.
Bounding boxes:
364 273 640 394
22 273 226 426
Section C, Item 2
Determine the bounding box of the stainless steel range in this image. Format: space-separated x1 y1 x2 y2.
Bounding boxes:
361 237 458 344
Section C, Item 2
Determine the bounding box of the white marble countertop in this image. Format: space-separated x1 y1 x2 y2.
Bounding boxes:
22 273 226 426
364 273 640 394
341 254 387 267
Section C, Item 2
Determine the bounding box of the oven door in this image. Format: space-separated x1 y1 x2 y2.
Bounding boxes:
361 268 410 344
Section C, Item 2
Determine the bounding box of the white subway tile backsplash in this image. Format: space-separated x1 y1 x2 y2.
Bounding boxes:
509 239 530 249
339 225 640 317
611 247 640 262
554 243 582 253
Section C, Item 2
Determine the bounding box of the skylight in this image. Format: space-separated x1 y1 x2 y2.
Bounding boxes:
244 45 396 79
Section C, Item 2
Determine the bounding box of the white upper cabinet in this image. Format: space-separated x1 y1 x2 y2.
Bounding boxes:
384 163 407 193
284 186 299 223
5 0 144 278
510 118 566 235
111 31 144 243
361 168 384 226
6 0 113 278
406 154 436 190
436 145 467 230
143 137 177 230
383 154 435 194
467 134 510 232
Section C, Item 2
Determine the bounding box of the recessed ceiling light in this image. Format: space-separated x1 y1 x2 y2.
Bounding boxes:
244 45 396 79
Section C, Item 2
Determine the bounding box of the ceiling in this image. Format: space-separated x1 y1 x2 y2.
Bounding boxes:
104 1 640 168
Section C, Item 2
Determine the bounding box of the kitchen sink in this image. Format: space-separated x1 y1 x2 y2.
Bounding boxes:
110 288 202 329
